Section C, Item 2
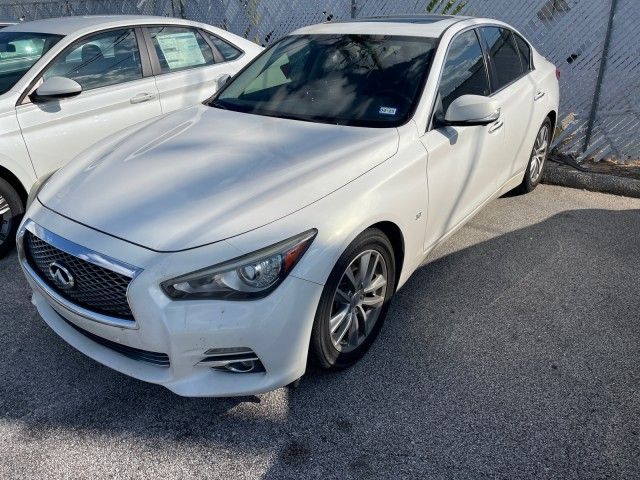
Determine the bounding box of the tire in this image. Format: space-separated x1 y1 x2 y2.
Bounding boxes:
515 118 552 194
0 178 24 258
310 228 396 370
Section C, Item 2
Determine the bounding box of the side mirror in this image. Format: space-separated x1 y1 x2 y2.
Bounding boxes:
441 94 500 127
31 76 82 102
215 74 231 91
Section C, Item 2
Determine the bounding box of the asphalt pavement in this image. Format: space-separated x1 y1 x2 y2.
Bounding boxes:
1 184 639 479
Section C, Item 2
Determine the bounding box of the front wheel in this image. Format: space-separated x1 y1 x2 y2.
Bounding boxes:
310 228 396 370
515 118 552 194
0 178 23 258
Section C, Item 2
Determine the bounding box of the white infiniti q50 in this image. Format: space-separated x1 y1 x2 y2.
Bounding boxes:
18 15 559 397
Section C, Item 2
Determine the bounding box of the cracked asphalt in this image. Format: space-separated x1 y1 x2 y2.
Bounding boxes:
1 184 639 479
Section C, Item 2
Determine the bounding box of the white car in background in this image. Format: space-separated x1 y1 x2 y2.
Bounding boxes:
19 15 559 397
0 15 262 256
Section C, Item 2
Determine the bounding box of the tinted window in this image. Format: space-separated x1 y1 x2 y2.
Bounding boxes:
0 31 62 95
203 32 242 61
149 26 214 73
43 29 142 91
514 33 531 71
438 29 489 115
481 27 523 90
212 34 437 128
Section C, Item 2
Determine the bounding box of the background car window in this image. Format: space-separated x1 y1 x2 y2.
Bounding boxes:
202 32 242 61
481 27 524 90
514 33 532 71
149 26 214 73
0 31 62 95
43 29 142 91
437 29 489 115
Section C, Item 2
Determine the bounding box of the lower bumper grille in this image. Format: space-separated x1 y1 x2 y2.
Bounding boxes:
63 317 170 367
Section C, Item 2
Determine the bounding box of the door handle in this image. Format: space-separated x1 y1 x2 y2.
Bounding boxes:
130 93 156 104
534 90 546 101
488 120 504 133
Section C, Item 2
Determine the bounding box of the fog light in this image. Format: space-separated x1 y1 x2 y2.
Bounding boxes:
226 360 257 373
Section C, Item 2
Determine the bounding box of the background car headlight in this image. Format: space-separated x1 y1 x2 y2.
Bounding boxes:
161 229 317 300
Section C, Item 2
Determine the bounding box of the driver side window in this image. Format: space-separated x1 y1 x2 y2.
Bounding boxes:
437 29 490 118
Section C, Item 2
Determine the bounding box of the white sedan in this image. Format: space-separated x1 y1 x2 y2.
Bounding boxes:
0 15 262 256
18 15 559 397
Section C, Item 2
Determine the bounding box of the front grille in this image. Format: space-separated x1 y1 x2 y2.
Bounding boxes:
24 231 134 319
63 317 170 367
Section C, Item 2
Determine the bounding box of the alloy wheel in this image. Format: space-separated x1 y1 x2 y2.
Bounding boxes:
0 194 12 243
529 124 549 183
329 249 388 353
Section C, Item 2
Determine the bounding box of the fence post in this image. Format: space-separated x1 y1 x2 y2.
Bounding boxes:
582 0 618 154
172 0 185 18
351 0 357 18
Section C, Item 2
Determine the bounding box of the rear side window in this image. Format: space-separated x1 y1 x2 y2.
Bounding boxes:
43 29 142 91
514 33 532 71
481 27 523 90
148 26 215 74
438 29 490 115
203 32 243 61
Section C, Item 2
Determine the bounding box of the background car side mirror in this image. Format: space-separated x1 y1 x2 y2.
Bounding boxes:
31 76 82 102
440 95 500 127
215 74 231 91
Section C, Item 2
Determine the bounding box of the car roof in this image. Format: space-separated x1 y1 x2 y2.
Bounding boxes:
1 15 199 36
292 14 471 38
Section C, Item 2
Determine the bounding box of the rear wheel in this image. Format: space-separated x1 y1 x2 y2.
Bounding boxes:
0 178 23 258
516 118 552 194
310 228 396 370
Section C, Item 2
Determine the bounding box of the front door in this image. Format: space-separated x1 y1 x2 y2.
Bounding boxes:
16 28 161 177
421 29 506 250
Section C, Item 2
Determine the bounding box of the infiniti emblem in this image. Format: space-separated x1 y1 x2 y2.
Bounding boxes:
49 261 75 290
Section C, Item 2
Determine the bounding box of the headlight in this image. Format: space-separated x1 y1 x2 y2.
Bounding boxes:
161 229 317 300
26 170 57 210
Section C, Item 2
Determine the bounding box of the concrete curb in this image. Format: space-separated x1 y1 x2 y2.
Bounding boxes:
543 161 640 198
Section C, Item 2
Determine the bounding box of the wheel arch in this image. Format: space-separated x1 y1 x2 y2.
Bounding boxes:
368 220 405 291
547 110 557 141
0 165 28 204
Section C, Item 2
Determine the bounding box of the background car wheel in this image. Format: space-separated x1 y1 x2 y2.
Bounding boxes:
515 118 552 194
0 178 23 258
310 228 396 370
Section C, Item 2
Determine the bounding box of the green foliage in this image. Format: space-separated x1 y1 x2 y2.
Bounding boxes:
426 0 466 15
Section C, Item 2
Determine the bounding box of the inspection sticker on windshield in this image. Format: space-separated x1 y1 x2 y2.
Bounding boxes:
379 106 397 115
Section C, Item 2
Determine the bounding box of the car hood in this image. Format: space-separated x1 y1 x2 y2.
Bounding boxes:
40 105 399 252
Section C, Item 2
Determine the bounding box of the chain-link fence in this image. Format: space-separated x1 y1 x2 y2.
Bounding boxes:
1 0 637 163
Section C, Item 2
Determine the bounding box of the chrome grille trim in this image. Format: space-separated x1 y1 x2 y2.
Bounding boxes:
17 219 142 329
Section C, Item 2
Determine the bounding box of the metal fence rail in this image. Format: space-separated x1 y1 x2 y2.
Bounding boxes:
0 0 637 163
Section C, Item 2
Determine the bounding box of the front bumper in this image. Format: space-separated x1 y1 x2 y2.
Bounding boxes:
18 208 323 397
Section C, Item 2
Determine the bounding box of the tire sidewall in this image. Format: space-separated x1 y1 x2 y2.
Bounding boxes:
311 228 396 370
0 178 23 258
524 118 552 191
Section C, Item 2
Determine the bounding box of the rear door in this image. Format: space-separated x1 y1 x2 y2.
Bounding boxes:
479 26 536 184
16 27 161 177
145 25 243 113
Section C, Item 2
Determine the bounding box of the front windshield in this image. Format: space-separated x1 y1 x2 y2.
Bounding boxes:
210 34 438 127
0 31 63 95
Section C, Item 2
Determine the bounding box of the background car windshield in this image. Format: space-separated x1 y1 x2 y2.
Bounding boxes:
211 34 437 127
0 31 62 95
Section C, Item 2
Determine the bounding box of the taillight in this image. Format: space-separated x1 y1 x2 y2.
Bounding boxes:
555 68 560 80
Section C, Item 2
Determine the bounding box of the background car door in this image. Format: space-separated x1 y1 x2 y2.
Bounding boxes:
146 26 242 113
16 28 161 177
420 29 506 250
479 26 536 184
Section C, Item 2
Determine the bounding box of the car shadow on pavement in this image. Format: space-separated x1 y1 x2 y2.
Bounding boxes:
1 207 639 478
